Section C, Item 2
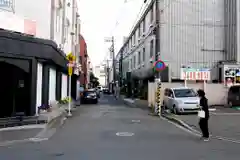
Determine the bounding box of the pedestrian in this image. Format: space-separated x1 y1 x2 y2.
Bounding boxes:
197 89 210 141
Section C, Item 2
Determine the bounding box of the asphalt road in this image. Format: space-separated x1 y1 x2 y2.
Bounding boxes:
0 95 240 160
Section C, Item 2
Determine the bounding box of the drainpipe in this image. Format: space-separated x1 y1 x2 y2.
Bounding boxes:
61 0 66 47
71 0 76 57
50 0 55 40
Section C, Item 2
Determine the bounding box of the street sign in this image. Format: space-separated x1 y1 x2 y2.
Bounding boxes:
153 60 166 72
67 63 74 76
66 52 76 62
181 68 211 80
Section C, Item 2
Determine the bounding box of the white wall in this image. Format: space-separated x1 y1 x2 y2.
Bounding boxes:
49 68 57 102
36 63 43 114
14 0 51 39
61 74 68 99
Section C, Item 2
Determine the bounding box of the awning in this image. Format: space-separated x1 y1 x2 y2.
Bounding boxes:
0 29 67 68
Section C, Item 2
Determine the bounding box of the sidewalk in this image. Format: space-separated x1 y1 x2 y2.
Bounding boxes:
0 102 81 145
163 107 240 141
121 97 240 141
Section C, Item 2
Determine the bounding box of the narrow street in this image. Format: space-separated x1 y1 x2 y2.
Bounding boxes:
0 95 240 160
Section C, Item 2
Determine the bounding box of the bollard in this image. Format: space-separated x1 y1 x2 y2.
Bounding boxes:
154 81 162 116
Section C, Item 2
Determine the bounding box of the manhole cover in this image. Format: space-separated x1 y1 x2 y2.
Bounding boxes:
116 132 134 136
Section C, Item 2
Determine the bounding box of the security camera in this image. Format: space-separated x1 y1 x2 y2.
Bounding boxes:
150 59 153 63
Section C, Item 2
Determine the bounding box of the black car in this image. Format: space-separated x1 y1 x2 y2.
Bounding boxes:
103 88 110 94
227 85 240 107
81 90 98 104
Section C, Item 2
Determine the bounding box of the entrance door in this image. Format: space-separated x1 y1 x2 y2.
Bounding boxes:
0 62 30 118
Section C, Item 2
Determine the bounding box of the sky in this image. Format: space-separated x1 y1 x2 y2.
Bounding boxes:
79 0 145 67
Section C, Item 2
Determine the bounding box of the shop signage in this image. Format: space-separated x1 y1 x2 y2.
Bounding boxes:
181 68 211 80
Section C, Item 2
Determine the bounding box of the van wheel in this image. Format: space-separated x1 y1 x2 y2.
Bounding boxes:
228 101 233 107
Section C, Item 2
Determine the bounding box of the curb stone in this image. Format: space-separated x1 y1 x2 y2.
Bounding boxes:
162 114 200 134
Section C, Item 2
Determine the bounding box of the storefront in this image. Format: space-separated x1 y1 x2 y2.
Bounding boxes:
0 29 68 117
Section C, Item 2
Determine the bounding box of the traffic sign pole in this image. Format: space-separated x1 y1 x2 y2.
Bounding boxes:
68 75 71 116
67 62 74 117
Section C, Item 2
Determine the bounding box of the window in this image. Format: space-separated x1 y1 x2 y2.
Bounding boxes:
133 56 136 68
142 48 145 62
150 40 153 57
173 89 197 98
142 18 145 33
138 26 141 37
56 9 61 32
138 52 141 64
150 8 154 22
129 59 132 69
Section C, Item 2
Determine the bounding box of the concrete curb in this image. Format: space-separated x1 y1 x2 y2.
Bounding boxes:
35 109 67 139
162 114 200 134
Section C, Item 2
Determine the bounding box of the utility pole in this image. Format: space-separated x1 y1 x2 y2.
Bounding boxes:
154 0 160 79
111 36 116 85
104 36 116 87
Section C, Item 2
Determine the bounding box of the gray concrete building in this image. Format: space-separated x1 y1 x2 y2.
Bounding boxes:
117 0 226 82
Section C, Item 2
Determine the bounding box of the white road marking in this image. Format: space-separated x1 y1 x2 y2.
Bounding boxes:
0 124 45 131
116 132 134 136
29 137 48 142
131 120 140 123
209 108 216 111
211 112 240 116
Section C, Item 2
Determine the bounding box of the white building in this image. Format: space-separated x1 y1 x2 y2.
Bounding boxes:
94 65 107 86
117 0 225 81
0 0 81 117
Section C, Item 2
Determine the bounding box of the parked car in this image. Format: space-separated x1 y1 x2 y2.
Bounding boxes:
227 85 240 107
97 86 103 92
103 88 110 94
81 89 98 104
95 88 100 98
163 87 200 114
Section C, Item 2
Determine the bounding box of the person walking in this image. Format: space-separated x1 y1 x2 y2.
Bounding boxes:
197 89 210 141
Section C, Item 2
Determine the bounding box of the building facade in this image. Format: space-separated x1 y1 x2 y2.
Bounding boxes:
79 34 90 88
0 0 81 117
94 65 107 86
117 0 225 82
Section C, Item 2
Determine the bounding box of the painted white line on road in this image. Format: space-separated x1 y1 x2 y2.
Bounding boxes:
161 117 240 144
29 137 48 142
209 108 216 111
116 132 134 137
211 112 240 116
0 124 46 132
0 139 30 147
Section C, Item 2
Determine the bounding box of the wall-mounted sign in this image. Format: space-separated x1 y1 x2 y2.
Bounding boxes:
0 0 14 12
181 68 211 80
